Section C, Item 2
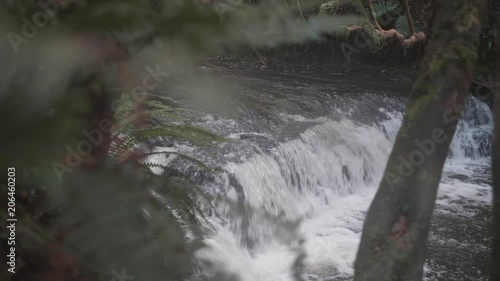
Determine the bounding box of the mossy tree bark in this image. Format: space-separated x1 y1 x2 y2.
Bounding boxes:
491 14 500 281
353 0 486 280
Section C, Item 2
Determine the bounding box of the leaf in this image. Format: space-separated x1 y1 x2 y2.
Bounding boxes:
395 15 411 38
146 99 205 114
140 151 214 173
136 126 227 145
372 0 400 17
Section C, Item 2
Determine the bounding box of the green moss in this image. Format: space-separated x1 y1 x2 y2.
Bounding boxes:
402 40 477 133
456 2 480 32
455 45 478 74
401 92 438 132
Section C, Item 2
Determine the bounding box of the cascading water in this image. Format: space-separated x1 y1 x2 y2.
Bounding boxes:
195 119 393 281
145 67 492 280
449 96 493 161
188 94 493 281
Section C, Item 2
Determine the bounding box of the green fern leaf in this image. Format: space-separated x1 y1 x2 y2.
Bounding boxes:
395 15 411 38
141 151 214 173
372 0 399 17
145 101 207 116
136 126 227 146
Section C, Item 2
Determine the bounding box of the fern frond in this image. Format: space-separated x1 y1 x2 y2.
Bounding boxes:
395 15 411 38
372 0 399 17
141 151 214 172
135 126 226 146
146 100 206 115
113 96 134 121
145 101 174 111
109 134 139 156
135 109 186 123
162 177 217 228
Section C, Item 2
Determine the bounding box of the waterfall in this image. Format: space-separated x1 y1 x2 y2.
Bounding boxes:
450 96 493 161
187 95 493 281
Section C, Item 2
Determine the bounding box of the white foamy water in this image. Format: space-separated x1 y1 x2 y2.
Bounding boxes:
449 96 493 161
195 119 391 281
173 96 493 281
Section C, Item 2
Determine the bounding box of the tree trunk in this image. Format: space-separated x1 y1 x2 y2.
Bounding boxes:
491 15 500 281
353 0 486 280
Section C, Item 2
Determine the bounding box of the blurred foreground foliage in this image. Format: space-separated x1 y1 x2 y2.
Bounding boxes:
0 1 358 280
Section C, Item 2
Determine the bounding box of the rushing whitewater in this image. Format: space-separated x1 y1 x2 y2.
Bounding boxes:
186 94 493 281
146 68 492 281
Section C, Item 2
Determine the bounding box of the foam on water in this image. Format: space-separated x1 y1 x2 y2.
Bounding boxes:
187 96 492 280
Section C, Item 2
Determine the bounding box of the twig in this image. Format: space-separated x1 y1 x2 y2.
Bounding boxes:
367 0 383 30
403 0 416 34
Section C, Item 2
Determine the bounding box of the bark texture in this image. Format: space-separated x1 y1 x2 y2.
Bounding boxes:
353 0 486 280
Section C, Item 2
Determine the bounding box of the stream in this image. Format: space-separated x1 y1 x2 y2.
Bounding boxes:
148 64 493 281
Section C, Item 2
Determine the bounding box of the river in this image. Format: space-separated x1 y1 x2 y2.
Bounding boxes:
147 62 493 281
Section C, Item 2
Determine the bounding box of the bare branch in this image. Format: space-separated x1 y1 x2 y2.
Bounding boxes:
403 0 416 34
